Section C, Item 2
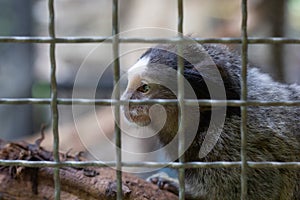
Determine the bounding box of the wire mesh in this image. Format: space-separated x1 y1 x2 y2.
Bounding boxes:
1 36 300 44
176 0 186 199
48 0 61 199
112 0 122 199
240 0 248 198
0 0 299 199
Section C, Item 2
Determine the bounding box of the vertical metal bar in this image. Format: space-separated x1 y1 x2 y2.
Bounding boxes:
269 0 286 82
177 0 185 199
112 0 122 200
240 0 248 199
177 0 183 34
48 0 61 199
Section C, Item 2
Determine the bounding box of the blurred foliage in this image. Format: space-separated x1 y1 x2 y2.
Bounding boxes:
289 0 300 31
0 1 13 36
32 82 50 98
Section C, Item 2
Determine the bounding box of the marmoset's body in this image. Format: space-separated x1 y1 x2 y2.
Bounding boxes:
122 43 300 199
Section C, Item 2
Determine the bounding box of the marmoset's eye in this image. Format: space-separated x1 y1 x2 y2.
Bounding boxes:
137 84 150 94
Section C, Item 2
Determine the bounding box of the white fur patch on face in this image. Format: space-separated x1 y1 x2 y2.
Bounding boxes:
128 56 150 77
123 56 150 94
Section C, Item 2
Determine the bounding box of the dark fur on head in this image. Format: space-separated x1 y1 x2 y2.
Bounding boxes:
141 44 241 108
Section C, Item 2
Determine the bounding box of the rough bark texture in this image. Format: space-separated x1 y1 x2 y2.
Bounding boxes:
0 137 178 200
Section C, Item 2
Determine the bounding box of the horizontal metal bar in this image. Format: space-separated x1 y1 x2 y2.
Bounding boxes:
0 98 298 107
0 36 108 43
0 98 300 107
184 100 300 107
0 98 52 104
246 37 300 44
0 160 300 169
247 162 300 169
0 36 300 44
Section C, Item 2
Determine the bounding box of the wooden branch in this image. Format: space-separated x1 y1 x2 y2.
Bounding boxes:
0 138 178 200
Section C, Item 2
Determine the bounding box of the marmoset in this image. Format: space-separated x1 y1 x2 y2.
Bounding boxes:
121 42 300 199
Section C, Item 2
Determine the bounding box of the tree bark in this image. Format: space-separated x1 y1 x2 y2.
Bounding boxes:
0 138 178 200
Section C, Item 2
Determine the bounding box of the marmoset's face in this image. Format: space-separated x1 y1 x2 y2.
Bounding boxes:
121 57 151 126
121 57 177 128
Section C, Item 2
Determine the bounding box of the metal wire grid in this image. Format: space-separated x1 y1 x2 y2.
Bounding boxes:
0 0 300 200
112 0 122 198
240 0 248 197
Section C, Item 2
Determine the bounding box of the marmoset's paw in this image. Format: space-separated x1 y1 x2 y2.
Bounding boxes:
147 172 179 195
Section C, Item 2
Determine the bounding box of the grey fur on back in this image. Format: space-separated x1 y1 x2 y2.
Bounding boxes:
186 44 300 199
133 43 300 199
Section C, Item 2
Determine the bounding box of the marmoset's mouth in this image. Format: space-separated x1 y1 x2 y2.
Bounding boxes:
123 105 151 127
131 115 151 126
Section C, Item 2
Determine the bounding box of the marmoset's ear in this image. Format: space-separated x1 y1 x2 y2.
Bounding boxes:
184 62 241 117
184 62 240 100
215 63 241 101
